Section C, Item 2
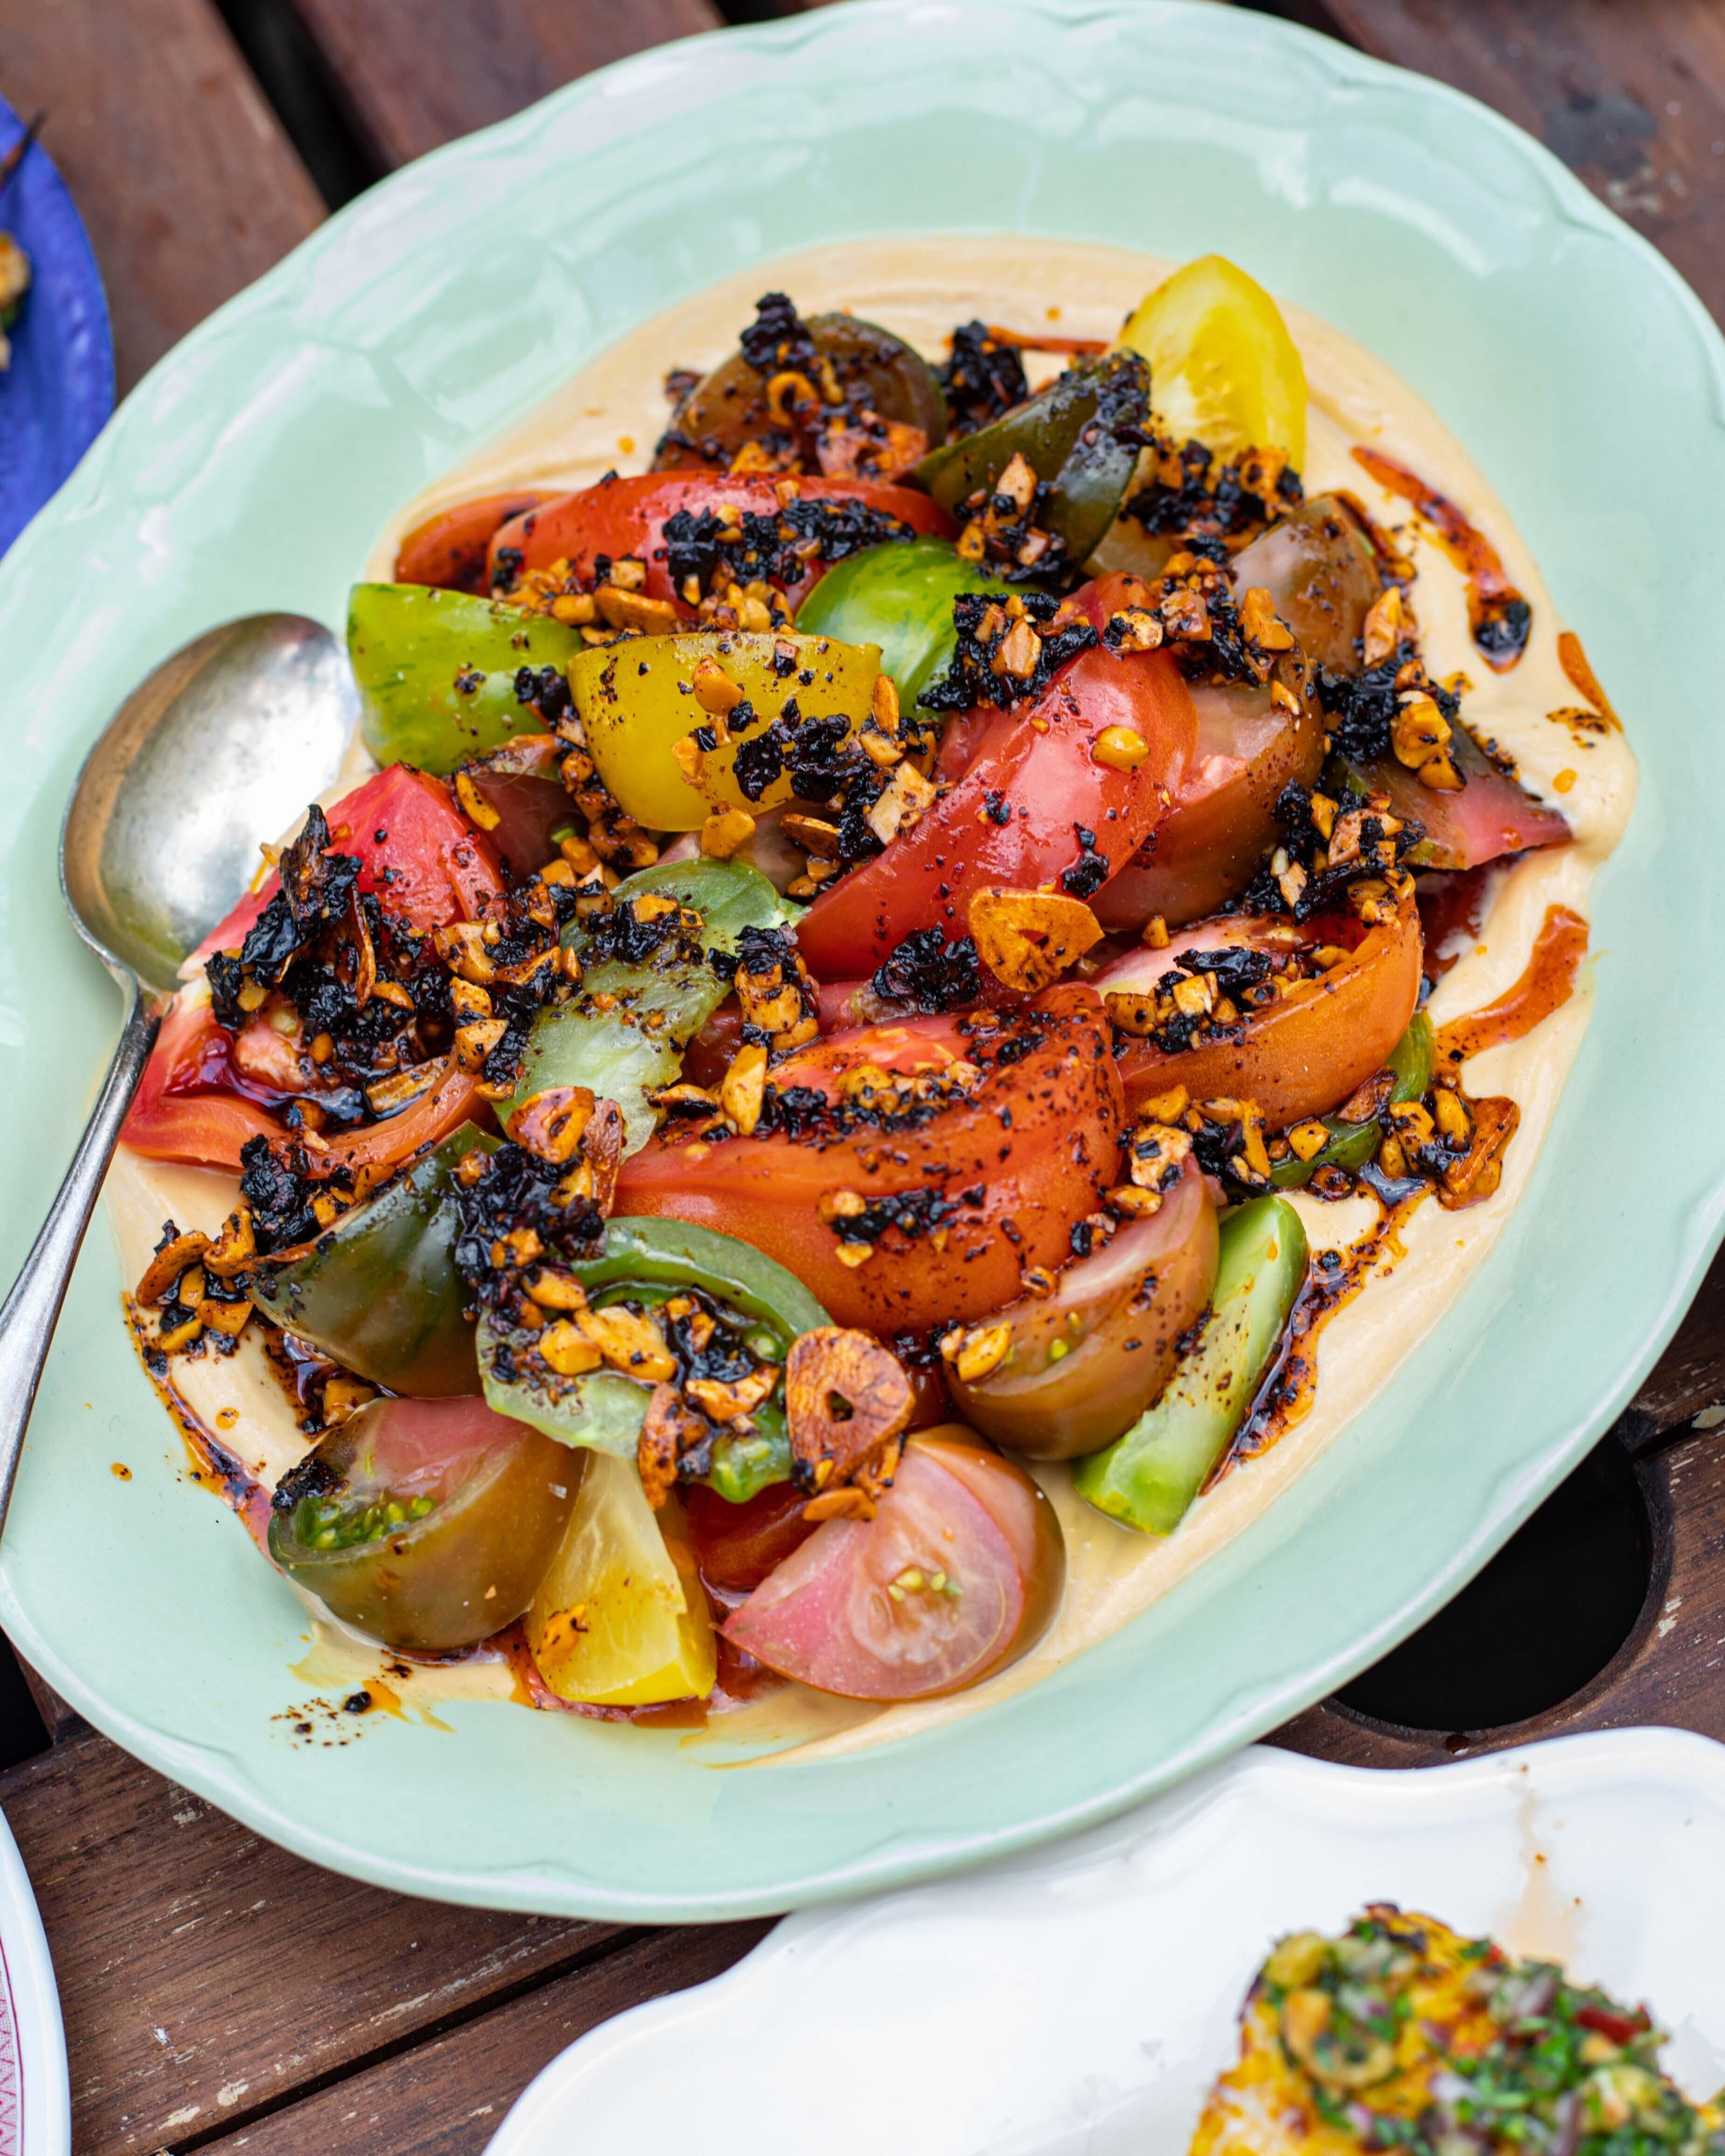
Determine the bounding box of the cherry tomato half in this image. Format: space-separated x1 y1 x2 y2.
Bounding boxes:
613 989 1124 1334
946 1154 1218 1460
722 1431 1064 1701
1103 898 1424 1129
488 473 952 619
268 1395 578 1653
796 573 1197 978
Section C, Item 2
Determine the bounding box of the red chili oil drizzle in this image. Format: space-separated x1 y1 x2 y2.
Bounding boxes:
124 1297 274 1553
1434 903 1587 1071
982 324 1110 355
1557 629 1622 732
1415 864 1494 981
1351 444 1531 670
1217 1191 1425 1476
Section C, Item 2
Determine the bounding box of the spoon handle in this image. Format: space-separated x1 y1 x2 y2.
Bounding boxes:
0 977 159 1534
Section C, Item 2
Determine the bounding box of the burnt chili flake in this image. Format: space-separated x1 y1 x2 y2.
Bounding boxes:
919 590 1098 713
238 1135 352 1254
1121 431 1303 550
738 290 819 376
1060 825 1109 900
826 1185 964 1248
660 495 920 609
938 320 1029 436
452 1142 608 1309
1316 644 1462 764
871 928 983 1013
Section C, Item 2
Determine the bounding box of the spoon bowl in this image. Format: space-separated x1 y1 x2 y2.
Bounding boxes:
0 611 356 1533
61 613 355 994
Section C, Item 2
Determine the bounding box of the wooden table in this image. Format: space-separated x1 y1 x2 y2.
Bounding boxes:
3 2 1723 2147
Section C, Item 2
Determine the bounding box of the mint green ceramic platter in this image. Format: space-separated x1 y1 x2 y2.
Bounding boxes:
0 0 1717 1921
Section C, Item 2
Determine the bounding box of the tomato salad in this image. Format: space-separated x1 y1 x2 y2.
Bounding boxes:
117 258 1595 1725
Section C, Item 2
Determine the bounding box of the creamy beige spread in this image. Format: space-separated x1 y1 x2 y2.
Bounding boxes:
107 236 1635 1757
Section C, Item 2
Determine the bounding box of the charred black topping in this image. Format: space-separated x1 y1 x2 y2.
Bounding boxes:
1317 643 1462 765
1236 781 1423 922
270 1448 342 1516
871 928 983 1013
738 290 819 377
829 1185 966 1246
937 320 1029 436
1060 824 1109 899
238 1135 352 1255
660 494 920 606
1121 433 1303 550
1172 944 1275 998
919 589 1098 713
452 1143 608 1311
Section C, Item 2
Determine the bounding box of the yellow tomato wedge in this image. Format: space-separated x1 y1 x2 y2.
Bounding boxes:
1118 254 1307 471
572 631 880 831
526 1451 716 1706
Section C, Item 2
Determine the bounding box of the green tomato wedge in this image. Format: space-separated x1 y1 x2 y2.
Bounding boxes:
1270 1014 1435 1188
794 538 1013 717
478 1216 829 1503
912 348 1148 569
508 857 797 1151
249 1123 497 1396
347 582 582 774
1117 254 1307 471
1071 1195 1309 1536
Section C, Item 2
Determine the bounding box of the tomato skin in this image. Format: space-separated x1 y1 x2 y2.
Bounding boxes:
1108 897 1424 1128
488 474 953 618
394 491 549 593
796 574 1197 977
127 766 496 1173
945 1159 1219 1460
187 765 502 976
613 988 1124 1334
1094 679 1322 932
721 1430 1063 1701
686 1480 815 1593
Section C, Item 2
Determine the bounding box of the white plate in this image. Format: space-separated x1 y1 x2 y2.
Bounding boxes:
489 1728 1725 2155
0 1807 68 2156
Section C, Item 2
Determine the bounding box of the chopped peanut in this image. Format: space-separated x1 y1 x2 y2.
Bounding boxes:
946 1322 1012 1384
1092 725 1149 771
700 807 756 860
454 770 501 830
866 760 936 846
1285 1119 1333 1162
507 1085 595 1164
720 1041 768 1136
692 655 744 715
1361 583 1407 666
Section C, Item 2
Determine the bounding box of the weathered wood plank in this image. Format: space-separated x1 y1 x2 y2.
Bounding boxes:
0 1729 611 2155
287 0 725 172
188 1921 771 2156
0 0 325 392
1289 0 1725 326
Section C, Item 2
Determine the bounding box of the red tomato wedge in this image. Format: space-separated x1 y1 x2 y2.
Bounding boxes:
723 1432 1064 1701
394 490 550 593
1094 678 1322 933
186 765 502 975
488 473 953 617
1103 898 1424 1129
796 573 1197 978
614 989 1124 1334
122 989 479 1173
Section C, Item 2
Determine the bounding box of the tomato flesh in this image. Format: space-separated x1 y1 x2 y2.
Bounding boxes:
722 1432 1063 1700
1118 253 1307 470
796 573 1197 977
613 990 1124 1333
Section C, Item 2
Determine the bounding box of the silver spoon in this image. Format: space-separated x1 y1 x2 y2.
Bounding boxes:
0 615 356 1531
